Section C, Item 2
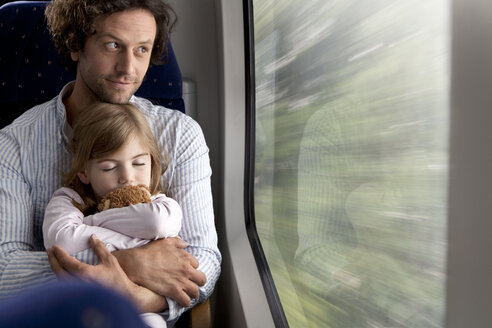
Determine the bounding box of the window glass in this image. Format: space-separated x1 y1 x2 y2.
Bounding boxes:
252 0 449 327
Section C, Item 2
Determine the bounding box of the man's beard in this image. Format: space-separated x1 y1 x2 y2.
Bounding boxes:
82 73 140 104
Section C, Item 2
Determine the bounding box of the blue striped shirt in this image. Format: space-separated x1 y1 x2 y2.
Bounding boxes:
0 82 221 323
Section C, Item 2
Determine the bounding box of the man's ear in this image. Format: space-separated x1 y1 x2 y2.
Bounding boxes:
70 51 80 62
77 170 90 184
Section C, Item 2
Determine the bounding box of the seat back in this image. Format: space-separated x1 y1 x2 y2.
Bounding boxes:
0 1 184 128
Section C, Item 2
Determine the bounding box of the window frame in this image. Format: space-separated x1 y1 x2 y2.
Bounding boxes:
446 0 492 327
243 0 290 327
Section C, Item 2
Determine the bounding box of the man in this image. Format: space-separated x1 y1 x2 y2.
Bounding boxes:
0 0 221 325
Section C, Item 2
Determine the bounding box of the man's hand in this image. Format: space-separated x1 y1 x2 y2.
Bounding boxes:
47 235 167 313
47 235 133 292
113 237 207 307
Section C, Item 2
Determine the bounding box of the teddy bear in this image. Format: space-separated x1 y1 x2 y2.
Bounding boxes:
97 184 152 212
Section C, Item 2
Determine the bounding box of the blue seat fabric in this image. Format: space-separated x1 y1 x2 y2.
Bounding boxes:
0 280 148 328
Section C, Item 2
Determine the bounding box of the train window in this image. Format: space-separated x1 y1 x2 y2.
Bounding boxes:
248 0 449 327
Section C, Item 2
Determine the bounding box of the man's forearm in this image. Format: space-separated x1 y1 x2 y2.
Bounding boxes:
112 238 205 307
0 250 56 299
130 284 168 313
112 247 143 284
111 247 169 312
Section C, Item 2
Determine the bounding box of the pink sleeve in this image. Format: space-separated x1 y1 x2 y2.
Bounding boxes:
83 193 182 240
43 188 151 254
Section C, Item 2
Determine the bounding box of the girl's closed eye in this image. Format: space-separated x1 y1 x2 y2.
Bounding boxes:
133 154 150 167
98 162 117 172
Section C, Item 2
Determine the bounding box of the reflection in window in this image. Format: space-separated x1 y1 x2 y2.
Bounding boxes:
252 0 449 327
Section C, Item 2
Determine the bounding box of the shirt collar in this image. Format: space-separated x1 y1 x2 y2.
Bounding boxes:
56 82 75 146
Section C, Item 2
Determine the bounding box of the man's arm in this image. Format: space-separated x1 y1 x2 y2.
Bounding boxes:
48 235 168 313
112 237 205 306
164 117 221 319
0 131 56 298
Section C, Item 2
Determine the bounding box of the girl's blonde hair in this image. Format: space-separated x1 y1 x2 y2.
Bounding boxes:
65 102 165 214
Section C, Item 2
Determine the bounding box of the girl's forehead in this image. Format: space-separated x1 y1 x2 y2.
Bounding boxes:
86 131 145 159
99 134 150 158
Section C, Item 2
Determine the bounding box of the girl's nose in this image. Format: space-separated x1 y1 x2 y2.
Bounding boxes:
118 167 134 185
118 175 128 184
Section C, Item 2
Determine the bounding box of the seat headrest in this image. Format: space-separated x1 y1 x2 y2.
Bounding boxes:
0 1 184 128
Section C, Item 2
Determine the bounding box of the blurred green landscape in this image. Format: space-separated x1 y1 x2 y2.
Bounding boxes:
253 1 449 327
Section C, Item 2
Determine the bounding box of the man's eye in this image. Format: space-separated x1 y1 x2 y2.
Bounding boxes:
106 42 118 49
137 46 149 54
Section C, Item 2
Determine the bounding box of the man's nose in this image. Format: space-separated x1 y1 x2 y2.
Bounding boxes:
116 50 136 75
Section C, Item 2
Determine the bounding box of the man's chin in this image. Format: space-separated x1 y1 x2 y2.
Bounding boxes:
98 92 134 104
108 98 132 105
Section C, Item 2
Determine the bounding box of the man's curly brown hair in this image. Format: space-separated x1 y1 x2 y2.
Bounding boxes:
45 0 177 72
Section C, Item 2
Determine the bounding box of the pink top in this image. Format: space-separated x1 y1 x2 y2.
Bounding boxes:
43 187 182 254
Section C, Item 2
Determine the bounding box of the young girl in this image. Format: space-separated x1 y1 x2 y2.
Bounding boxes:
43 102 182 328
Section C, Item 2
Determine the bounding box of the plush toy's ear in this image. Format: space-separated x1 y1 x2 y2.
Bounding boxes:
77 170 90 185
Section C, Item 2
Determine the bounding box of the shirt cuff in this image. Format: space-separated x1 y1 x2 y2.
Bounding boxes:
165 297 179 321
